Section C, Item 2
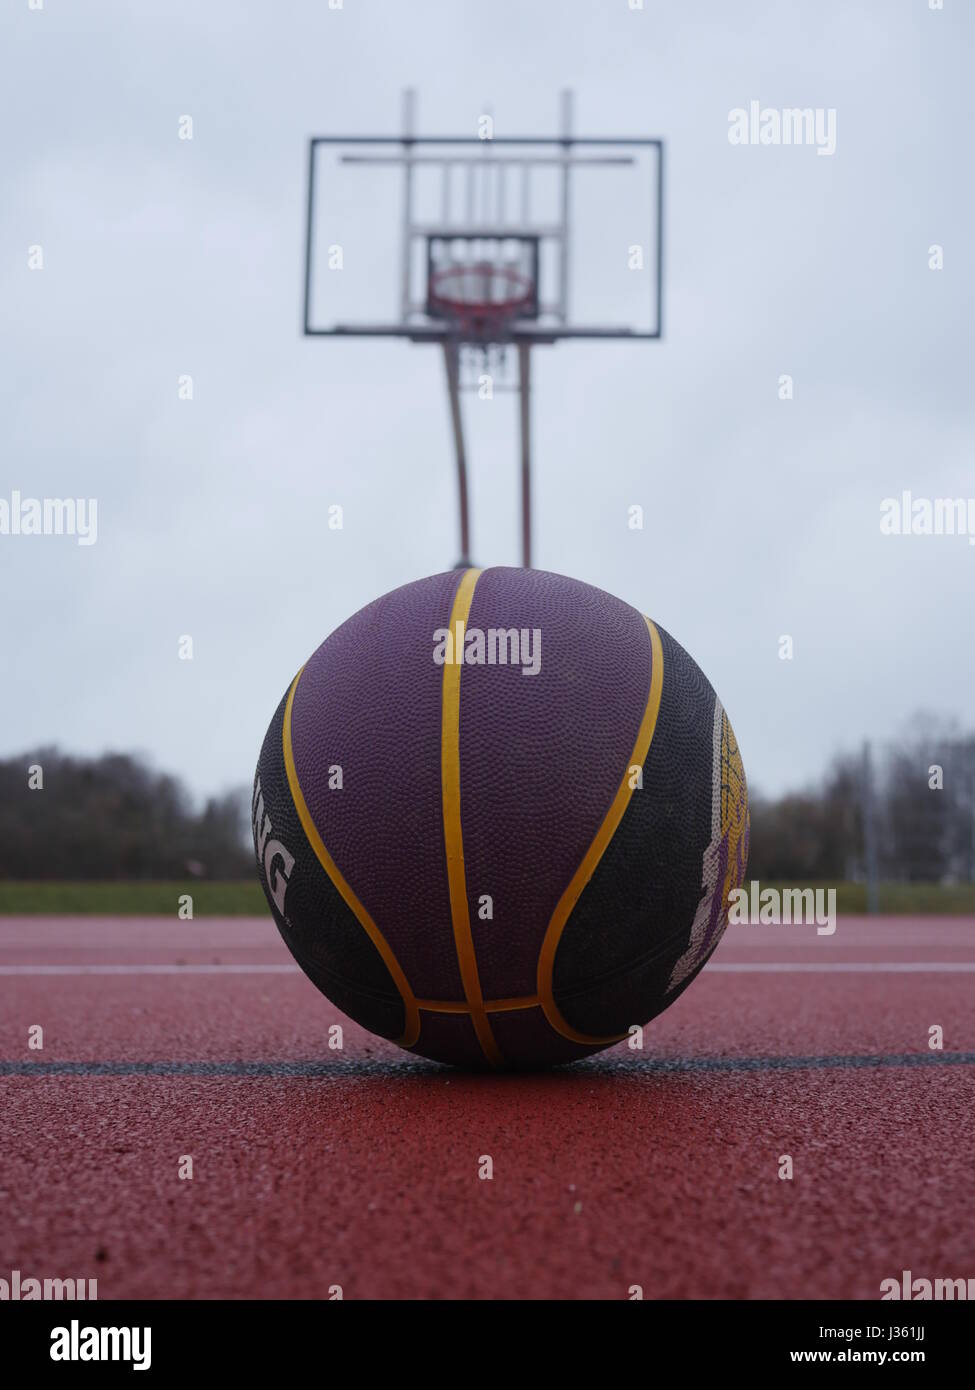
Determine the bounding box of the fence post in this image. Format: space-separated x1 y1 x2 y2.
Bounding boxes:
862 740 880 915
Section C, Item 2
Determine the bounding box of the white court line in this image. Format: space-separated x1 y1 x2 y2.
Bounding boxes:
0 964 300 975
0 962 972 976
708 962 975 973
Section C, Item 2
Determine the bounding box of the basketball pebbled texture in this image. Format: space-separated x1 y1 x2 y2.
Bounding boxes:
253 567 749 1069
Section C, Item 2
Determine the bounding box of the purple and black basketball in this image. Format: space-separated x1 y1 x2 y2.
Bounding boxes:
253 567 749 1069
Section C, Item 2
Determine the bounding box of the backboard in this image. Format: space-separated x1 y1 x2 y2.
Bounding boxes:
300 94 666 570
302 122 663 345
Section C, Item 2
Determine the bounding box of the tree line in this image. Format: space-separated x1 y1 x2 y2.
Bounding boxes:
748 717 975 883
0 748 252 879
1 718 972 882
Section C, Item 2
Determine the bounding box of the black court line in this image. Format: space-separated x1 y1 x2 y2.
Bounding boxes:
0 1053 973 1079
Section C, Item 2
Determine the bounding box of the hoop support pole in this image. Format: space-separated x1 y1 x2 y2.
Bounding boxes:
519 343 532 569
443 341 472 566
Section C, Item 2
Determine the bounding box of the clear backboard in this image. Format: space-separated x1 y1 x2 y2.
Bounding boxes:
302 126 663 345
300 94 666 569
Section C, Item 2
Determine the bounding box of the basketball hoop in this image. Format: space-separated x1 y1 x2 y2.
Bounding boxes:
303 89 665 571
427 261 535 344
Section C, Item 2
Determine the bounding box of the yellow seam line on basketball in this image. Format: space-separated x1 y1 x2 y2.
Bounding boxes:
441 567 505 1067
282 667 421 1049
536 617 665 1045
417 995 539 1015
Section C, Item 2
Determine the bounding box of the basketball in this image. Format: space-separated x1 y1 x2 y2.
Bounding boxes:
253 567 749 1068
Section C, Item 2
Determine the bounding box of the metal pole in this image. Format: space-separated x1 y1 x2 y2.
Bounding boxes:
971 755 975 884
656 139 664 338
863 740 879 915
558 89 573 325
443 342 471 566
302 140 316 335
519 343 532 568
400 89 416 321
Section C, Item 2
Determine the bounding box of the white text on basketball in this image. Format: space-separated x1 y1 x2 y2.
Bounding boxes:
252 778 295 913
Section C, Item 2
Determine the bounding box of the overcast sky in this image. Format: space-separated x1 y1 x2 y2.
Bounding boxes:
2 0 972 804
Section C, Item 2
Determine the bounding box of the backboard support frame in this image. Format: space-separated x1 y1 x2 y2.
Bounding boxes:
301 91 665 567
302 135 664 343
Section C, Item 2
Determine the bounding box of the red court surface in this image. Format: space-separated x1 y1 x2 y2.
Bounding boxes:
1 915 973 1300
